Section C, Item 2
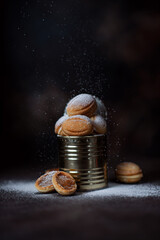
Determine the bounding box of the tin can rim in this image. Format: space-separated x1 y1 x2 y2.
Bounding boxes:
57 134 106 139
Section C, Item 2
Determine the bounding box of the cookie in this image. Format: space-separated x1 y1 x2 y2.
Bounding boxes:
91 115 107 134
115 162 143 183
93 96 107 120
66 93 97 117
52 171 77 195
62 115 93 136
55 115 68 135
35 170 57 193
115 173 143 183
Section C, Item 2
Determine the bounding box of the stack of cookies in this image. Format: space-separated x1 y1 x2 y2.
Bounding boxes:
55 93 107 136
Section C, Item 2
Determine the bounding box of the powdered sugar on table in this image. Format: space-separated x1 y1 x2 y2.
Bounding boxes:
0 180 160 200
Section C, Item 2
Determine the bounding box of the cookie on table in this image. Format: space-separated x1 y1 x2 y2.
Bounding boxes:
115 162 143 183
52 171 77 195
35 170 57 193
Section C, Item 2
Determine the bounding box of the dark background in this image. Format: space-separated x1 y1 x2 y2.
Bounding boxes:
1 2 160 240
2 0 160 172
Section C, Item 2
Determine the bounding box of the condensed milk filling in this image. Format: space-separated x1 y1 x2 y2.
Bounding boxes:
56 173 75 190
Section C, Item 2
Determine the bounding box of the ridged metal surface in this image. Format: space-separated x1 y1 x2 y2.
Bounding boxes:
58 134 107 191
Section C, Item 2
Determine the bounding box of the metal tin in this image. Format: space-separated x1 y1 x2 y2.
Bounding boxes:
57 134 107 191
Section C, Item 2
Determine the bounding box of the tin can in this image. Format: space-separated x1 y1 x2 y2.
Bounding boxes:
57 134 107 191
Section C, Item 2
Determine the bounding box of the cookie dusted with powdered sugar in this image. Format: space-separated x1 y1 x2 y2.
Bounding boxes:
62 115 93 136
66 94 97 117
93 96 107 120
55 115 68 135
52 171 77 196
91 115 107 134
35 170 57 193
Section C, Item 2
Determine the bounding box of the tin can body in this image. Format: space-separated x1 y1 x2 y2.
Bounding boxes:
57 134 107 191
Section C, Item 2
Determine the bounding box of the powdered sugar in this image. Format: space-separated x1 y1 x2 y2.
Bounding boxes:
1 180 36 195
82 182 160 199
55 115 68 128
38 170 56 187
93 96 107 120
67 94 94 109
57 126 62 134
92 115 106 128
1 180 160 199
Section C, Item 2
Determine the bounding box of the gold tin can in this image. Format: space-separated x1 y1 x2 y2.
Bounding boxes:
57 134 107 191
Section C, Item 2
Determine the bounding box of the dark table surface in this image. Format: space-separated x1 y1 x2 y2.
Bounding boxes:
0 157 160 240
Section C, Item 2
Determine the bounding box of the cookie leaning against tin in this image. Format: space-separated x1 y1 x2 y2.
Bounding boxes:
35 170 57 193
66 93 97 117
52 171 77 195
62 115 93 136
